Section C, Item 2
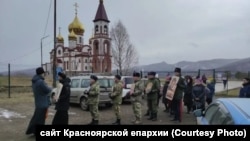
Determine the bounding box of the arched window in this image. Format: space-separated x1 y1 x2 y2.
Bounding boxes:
104 43 108 54
58 50 61 55
79 37 82 44
104 25 108 34
95 25 99 33
95 42 99 54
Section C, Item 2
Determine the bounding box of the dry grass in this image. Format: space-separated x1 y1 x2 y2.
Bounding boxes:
215 87 241 97
0 92 34 105
0 76 53 87
0 76 53 94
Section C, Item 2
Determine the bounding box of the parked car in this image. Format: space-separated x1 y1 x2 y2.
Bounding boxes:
193 98 250 125
120 76 134 103
122 77 151 102
51 75 114 111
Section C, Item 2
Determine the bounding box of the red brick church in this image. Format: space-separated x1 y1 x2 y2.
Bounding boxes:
45 0 112 76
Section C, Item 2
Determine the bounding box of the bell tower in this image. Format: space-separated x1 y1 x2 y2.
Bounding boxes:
90 0 112 73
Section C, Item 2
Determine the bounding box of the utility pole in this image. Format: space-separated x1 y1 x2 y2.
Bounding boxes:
41 35 49 67
53 0 57 87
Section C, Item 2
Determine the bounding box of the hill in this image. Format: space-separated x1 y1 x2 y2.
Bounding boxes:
0 68 36 77
216 57 250 72
134 58 241 72
0 57 249 76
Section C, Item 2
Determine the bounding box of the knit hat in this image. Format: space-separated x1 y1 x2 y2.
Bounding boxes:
115 75 121 80
90 75 98 81
36 67 45 75
133 72 140 77
174 67 181 73
148 71 156 76
58 72 66 79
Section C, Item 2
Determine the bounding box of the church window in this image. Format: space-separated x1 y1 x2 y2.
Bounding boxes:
85 66 87 70
95 25 99 33
104 25 108 34
95 42 99 53
79 59 81 63
58 50 61 55
104 43 108 54
66 61 68 70
79 37 82 44
85 59 88 63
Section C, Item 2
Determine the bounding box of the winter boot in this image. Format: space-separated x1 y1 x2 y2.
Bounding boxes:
152 113 157 121
87 119 94 125
93 120 99 125
112 119 121 125
134 119 142 125
144 110 150 116
147 113 153 120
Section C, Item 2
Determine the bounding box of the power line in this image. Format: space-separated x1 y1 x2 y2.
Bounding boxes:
0 39 53 64
43 0 52 36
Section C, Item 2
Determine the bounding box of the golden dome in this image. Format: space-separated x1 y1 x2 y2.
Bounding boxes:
57 33 64 42
68 30 77 40
68 16 84 35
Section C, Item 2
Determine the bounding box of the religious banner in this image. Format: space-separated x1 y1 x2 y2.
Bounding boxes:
130 84 135 95
166 76 180 101
54 83 63 102
145 82 153 94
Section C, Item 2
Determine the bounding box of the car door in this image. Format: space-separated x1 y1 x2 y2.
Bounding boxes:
209 104 234 125
76 79 90 103
198 104 219 125
98 78 112 103
69 78 81 103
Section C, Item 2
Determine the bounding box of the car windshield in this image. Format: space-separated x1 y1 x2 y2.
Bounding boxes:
99 79 114 88
81 79 90 88
78 78 114 88
71 79 80 88
124 77 134 84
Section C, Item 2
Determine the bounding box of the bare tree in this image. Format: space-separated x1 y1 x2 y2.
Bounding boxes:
110 20 139 75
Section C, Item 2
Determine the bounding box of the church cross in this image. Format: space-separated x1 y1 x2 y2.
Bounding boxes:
74 3 79 15
59 27 61 34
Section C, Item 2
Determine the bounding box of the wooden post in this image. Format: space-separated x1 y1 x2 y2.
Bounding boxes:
8 63 10 98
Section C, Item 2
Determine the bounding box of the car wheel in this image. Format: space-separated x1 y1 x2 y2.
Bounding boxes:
80 97 89 111
105 102 113 107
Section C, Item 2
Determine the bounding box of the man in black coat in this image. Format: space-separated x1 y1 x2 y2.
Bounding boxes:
26 67 52 135
52 72 71 125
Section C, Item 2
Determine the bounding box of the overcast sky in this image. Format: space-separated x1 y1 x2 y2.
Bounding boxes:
1 0 250 71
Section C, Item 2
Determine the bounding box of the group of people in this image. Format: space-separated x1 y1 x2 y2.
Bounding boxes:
161 69 216 122
25 66 250 135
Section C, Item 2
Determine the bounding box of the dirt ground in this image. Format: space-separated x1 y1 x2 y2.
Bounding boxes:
0 93 196 141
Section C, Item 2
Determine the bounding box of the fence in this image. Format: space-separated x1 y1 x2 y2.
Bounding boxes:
1 62 248 98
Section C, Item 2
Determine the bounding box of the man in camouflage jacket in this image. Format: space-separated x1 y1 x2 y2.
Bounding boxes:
145 71 160 121
130 72 145 124
87 75 100 125
110 75 123 125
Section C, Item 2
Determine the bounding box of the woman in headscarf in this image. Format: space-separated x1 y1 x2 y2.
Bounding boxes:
162 75 171 113
239 78 250 98
192 77 209 111
183 75 193 114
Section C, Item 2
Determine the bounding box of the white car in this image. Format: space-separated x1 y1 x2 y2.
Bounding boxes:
101 75 135 103
51 75 114 111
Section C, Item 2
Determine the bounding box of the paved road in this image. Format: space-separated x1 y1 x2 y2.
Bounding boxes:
215 81 242 93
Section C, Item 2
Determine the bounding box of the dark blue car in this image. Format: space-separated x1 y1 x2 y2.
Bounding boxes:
193 98 250 125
